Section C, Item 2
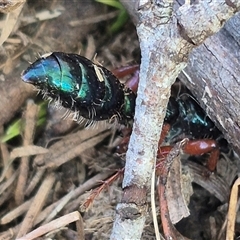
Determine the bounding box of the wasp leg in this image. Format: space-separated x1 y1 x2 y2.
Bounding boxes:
157 139 219 172
183 139 219 171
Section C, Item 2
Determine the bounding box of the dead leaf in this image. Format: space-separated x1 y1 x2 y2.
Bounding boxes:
166 155 193 224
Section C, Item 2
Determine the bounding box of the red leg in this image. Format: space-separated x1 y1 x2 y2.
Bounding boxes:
157 139 219 172
183 139 219 171
125 69 139 93
112 65 140 93
112 65 139 78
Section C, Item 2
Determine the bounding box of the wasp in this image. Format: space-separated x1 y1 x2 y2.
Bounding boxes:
22 52 223 171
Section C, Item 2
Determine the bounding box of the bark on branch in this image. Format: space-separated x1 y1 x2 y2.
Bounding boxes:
123 1 240 156
179 13 240 156
111 1 240 239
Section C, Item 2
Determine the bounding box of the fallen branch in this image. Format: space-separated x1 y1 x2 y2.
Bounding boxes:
111 1 240 239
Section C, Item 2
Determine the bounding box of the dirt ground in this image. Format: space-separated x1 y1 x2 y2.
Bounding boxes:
0 1 239 239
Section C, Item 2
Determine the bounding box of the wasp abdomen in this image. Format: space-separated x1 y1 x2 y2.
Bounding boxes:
21 52 136 123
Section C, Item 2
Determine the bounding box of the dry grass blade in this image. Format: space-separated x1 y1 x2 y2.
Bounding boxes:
24 168 45 196
34 128 110 169
30 172 116 228
1 140 13 179
0 145 48 182
0 168 18 195
64 170 117 213
10 145 48 160
151 170 163 240
0 170 117 236
0 197 32 224
0 0 25 13
69 11 119 26
20 5 65 27
16 211 84 240
226 177 240 240
16 173 56 238
43 188 77 224
0 1 25 45
0 200 59 239
15 100 39 204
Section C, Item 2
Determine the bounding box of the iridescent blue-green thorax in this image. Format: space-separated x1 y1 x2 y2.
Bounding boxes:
21 52 136 123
